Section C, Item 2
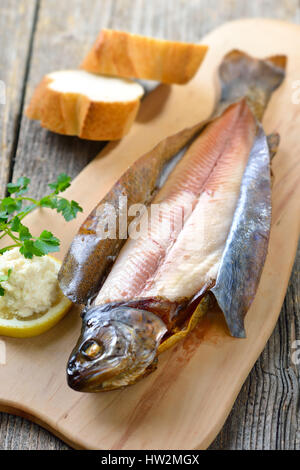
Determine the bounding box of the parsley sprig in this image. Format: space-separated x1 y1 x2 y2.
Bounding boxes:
0 174 83 296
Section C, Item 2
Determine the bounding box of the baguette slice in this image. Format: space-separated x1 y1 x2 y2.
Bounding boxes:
25 70 144 140
81 29 208 84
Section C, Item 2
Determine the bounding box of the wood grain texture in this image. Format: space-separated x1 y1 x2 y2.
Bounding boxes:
209 244 300 450
0 0 299 450
0 0 38 197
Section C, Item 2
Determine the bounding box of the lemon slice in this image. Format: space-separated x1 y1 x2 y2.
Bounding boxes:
0 256 72 338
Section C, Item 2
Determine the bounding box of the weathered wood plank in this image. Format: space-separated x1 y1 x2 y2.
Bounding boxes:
0 0 299 450
0 0 38 197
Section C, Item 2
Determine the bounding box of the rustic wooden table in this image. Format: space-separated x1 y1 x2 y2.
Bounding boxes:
0 0 299 450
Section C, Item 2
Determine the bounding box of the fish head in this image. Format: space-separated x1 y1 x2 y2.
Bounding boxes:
67 304 167 392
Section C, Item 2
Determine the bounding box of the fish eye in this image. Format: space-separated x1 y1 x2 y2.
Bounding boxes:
81 339 103 359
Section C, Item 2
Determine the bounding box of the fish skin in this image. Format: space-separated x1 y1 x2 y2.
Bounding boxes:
211 125 272 337
95 100 256 305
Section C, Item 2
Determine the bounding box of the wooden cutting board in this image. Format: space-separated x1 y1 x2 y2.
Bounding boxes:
0 18 299 450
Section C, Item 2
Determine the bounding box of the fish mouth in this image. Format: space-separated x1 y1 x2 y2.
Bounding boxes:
67 356 123 392
67 358 93 392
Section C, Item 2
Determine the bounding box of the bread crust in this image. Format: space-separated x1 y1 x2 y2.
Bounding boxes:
25 75 142 141
81 29 208 84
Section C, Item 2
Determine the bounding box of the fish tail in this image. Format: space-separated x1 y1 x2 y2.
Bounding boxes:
218 50 286 121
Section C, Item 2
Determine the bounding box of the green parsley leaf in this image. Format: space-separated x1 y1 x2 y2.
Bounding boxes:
7 177 30 196
56 198 83 221
10 216 21 232
11 216 32 241
33 230 60 255
19 240 44 259
48 173 71 194
0 211 8 223
19 225 32 241
1 197 22 215
39 195 58 209
0 173 81 273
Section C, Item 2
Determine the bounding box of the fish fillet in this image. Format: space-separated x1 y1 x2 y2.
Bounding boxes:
95 100 256 306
